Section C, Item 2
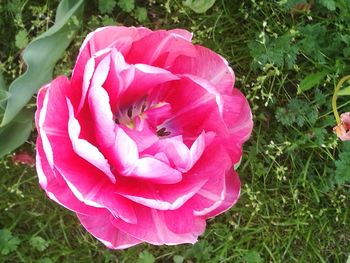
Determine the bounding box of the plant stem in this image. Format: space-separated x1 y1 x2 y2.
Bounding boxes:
332 75 350 124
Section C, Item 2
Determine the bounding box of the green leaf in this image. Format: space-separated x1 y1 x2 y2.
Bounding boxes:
183 0 216 13
29 236 49 251
117 0 135 12
0 108 33 158
101 15 116 26
298 71 326 94
37 258 53 263
337 86 350 96
0 90 9 106
242 250 263 263
317 0 336 11
0 229 21 255
136 251 155 263
134 7 148 22
0 72 9 110
1 0 84 127
99 0 116 14
334 142 350 185
0 71 5 91
173 255 184 263
275 99 318 128
15 30 28 49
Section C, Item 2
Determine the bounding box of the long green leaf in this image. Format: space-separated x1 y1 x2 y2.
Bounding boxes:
0 72 8 115
1 0 84 127
0 108 33 158
297 71 327 94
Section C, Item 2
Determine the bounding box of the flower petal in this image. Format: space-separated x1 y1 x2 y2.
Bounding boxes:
67 99 116 184
131 157 182 184
77 210 142 249
111 204 205 245
169 45 235 95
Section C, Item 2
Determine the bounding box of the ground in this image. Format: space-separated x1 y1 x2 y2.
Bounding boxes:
0 0 349 262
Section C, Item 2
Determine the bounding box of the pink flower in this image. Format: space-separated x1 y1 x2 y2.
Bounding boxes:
35 26 253 249
334 112 350 141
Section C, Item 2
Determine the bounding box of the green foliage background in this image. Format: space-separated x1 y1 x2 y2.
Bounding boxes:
0 0 349 262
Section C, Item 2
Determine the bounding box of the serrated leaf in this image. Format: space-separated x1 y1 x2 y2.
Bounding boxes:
134 7 148 22
275 99 318 128
117 0 135 12
0 108 33 158
99 0 116 14
15 30 28 49
136 251 155 263
298 71 326 93
101 15 116 26
0 229 21 255
1 0 84 127
334 142 350 185
183 0 216 13
29 236 49 251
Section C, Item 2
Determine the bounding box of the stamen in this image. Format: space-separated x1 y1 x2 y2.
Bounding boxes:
127 107 133 118
157 127 171 137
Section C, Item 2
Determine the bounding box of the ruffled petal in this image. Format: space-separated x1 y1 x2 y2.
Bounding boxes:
77 210 142 249
126 30 196 66
221 89 253 163
131 157 182 184
67 99 116 184
185 144 241 218
36 137 100 215
153 77 225 141
71 26 152 94
88 75 139 175
111 204 206 245
169 45 235 95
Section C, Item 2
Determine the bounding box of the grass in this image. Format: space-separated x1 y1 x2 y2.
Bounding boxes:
1 0 349 262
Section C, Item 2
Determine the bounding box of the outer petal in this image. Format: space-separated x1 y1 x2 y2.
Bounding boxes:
36 137 100 215
77 210 142 249
35 82 100 215
168 29 193 41
125 30 196 66
185 144 241 218
168 45 235 95
71 26 152 95
221 89 253 163
111 204 206 245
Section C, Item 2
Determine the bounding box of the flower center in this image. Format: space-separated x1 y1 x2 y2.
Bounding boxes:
114 99 172 137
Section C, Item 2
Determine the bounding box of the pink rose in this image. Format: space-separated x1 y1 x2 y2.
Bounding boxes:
35 26 253 249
